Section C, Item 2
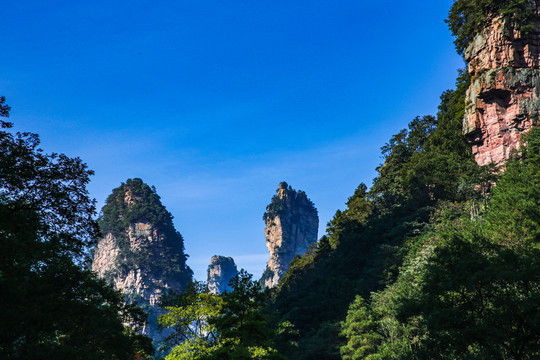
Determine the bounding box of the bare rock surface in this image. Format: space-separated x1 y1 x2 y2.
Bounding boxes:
261 182 318 288
464 9 540 166
207 256 238 294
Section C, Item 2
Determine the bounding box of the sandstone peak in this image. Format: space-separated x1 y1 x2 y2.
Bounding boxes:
463 9 540 166
92 178 192 343
261 182 318 288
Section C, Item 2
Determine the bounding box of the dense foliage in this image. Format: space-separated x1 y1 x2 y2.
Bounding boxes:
159 271 284 360
101 179 177 239
0 98 153 359
339 128 540 359
447 0 539 55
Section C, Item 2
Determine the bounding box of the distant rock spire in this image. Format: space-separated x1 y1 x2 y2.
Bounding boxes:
261 182 318 288
207 256 239 294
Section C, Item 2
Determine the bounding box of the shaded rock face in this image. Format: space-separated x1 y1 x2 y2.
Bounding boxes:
261 182 318 288
207 256 239 294
92 178 192 343
464 10 540 166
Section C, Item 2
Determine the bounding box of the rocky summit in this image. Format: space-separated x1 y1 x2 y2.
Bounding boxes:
92 178 192 343
463 8 540 166
207 256 239 294
261 182 318 288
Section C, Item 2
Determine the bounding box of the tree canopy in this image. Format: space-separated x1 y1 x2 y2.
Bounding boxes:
159 270 282 360
339 128 540 359
447 0 539 55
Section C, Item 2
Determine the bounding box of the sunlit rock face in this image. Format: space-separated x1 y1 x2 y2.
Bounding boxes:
207 256 239 294
92 178 192 343
464 9 540 166
261 182 318 288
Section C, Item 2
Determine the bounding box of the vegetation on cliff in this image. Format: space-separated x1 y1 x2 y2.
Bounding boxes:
0 98 153 359
447 0 539 55
263 182 316 223
159 270 285 360
99 178 192 283
159 5 540 352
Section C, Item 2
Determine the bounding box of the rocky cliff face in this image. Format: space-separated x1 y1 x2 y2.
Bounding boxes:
261 182 318 288
207 256 238 294
92 178 192 343
464 9 540 166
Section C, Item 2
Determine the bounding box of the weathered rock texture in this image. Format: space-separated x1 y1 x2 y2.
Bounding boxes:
207 256 239 294
464 9 540 166
92 178 192 343
261 182 318 288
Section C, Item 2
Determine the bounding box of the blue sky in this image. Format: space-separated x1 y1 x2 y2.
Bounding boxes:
2 0 463 280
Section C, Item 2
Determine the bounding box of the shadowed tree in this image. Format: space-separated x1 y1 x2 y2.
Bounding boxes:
0 98 153 359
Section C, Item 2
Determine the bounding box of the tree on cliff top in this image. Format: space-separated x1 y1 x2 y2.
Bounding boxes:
0 98 153 359
99 178 192 282
262 181 316 222
447 0 538 55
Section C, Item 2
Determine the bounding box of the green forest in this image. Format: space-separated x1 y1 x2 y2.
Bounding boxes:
1 0 539 359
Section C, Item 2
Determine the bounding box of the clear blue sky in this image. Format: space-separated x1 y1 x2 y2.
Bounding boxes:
2 0 463 281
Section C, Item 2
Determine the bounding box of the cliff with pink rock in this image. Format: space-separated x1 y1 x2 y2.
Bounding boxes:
261 182 318 288
463 7 540 166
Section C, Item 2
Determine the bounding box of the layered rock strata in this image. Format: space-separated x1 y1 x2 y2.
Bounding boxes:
207 256 239 294
464 9 540 166
92 178 192 343
261 182 318 288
